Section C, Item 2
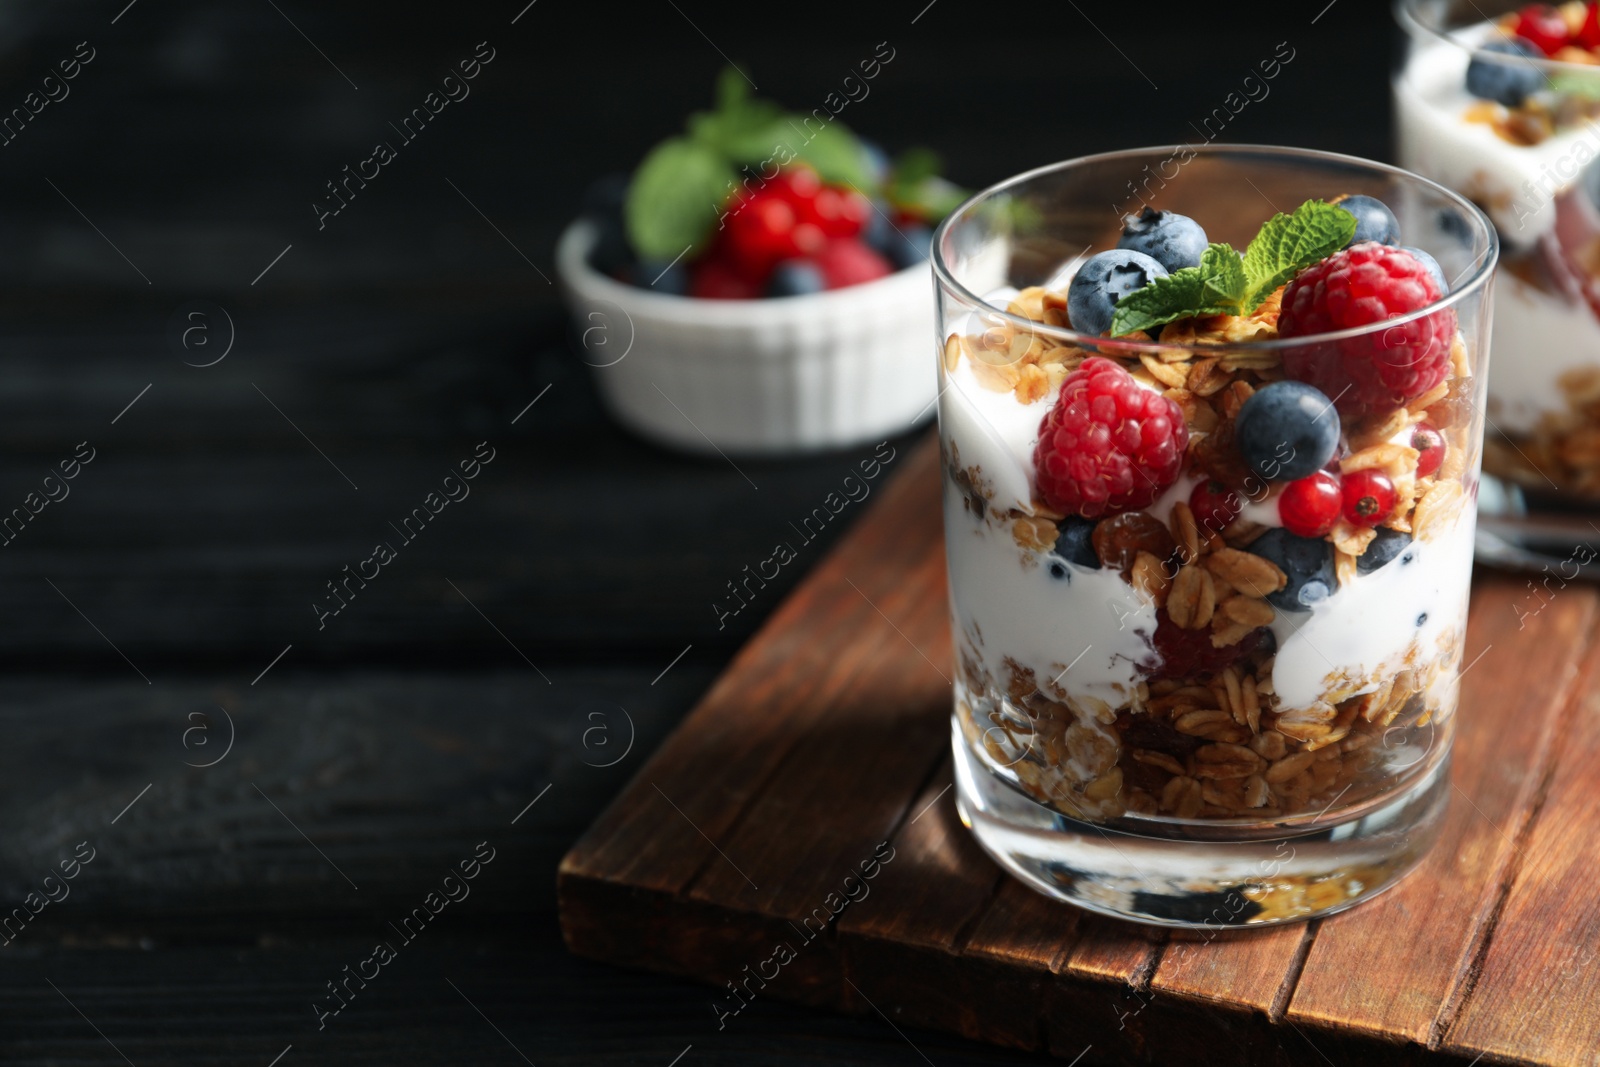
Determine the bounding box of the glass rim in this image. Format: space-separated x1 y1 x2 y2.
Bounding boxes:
1394 0 1600 71
930 143 1499 355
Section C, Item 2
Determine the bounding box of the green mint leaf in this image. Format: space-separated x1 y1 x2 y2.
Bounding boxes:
1550 71 1600 101
893 148 942 186
1240 199 1357 311
625 136 737 261
1109 267 1235 336
689 103 783 161
1107 243 1245 336
773 117 870 188
893 175 968 224
715 66 751 115
1199 243 1248 313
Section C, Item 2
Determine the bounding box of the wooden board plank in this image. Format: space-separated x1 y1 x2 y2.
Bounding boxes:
1287 584 1598 1047
1445 632 1600 1065
559 430 1600 1066
836 764 1012 1045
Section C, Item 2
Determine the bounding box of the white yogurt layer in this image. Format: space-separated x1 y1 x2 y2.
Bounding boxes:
1488 269 1600 433
941 356 1050 515
1395 24 1600 246
940 334 1473 716
1267 504 1474 710
942 484 1158 710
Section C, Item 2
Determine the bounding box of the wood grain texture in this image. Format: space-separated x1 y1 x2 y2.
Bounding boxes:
1287 584 1598 1049
559 426 1600 1066
1445 627 1600 1065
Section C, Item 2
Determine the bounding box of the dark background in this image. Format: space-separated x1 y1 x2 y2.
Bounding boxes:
0 1 1393 1064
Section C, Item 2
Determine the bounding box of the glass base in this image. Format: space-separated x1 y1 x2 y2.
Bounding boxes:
1475 472 1600 579
952 717 1450 928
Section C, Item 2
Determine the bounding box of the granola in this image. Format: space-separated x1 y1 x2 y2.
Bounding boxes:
940 199 1477 825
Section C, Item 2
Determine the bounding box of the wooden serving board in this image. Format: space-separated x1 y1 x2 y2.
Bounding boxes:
559 434 1600 1066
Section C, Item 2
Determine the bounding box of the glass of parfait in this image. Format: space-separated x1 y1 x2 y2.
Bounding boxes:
1396 0 1600 569
933 145 1497 927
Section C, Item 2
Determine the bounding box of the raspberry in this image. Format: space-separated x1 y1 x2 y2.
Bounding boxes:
1150 611 1264 681
1033 357 1189 519
814 239 892 288
1278 244 1456 418
690 258 759 300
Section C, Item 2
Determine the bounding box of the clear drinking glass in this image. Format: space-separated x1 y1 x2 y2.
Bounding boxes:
933 145 1497 927
1396 0 1600 569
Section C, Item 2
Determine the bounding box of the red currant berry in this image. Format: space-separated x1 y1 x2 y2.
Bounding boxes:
772 167 822 208
725 194 827 278
1278 471 1341 537
1342 469 1397 528
1515 5 1571 55
1411 424 1446 479
725 195 798 277
803 187 871 239
1189 480 1242 535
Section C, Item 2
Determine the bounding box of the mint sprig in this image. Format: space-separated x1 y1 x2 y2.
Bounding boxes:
624 67 967 262
1108 200 1357 337
1239 200 1358 305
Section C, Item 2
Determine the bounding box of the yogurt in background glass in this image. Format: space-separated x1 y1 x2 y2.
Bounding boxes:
1396 0 1600 497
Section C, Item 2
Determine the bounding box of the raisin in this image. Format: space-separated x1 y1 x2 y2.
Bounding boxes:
1192 417 1258 492
1092 512 1176 573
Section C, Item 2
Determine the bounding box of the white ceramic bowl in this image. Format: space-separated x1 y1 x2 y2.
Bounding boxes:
555 219 937 455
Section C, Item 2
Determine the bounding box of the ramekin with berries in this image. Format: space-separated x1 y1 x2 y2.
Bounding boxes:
557 69 964 454
936 146 1498 926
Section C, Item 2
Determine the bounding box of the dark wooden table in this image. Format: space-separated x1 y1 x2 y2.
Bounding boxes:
0 2 1393 1063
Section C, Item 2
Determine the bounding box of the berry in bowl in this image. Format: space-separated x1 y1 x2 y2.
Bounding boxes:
557 68 964 455
936 146 1496 926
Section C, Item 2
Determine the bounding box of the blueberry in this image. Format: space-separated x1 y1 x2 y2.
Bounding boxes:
1402 246 1448 295
1053 517 1099 570
1117 208 1208 272
1067 249 1167 336
1437 207 1474 246
581 172 630 223
863 200 895 254
1234 381 1340 482
859 140 891 185
886 223 933 270
1339 195 1400 247
766 260 826 297
1417 612 1428 627
637 259 689 295
1466 38 1545 107
1248 529 1335 612
1357 528 1413 574
589 216 634 278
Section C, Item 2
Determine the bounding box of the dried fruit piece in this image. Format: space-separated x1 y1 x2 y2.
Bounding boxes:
1093 511 1177 572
